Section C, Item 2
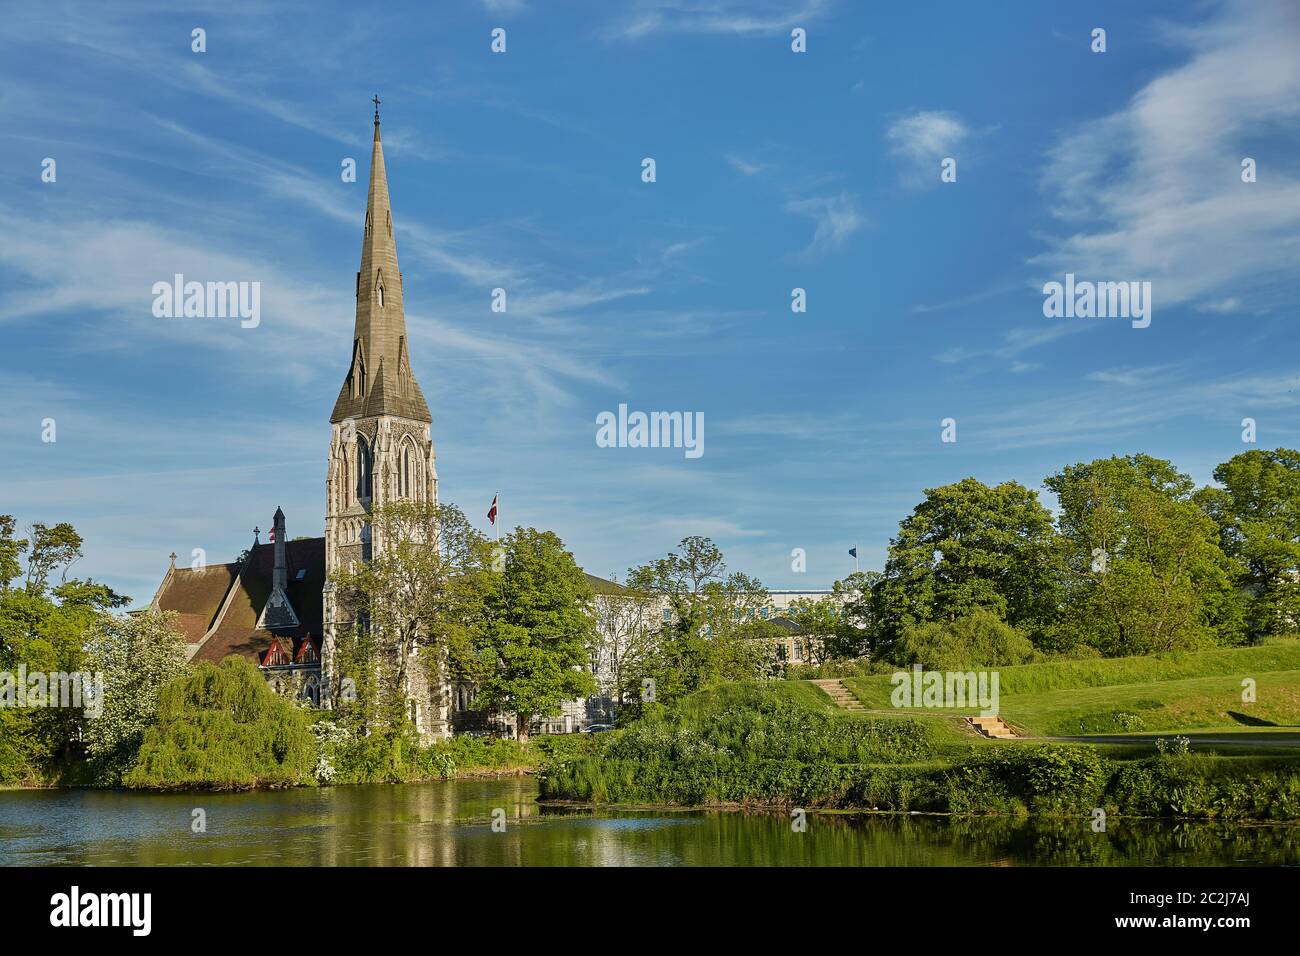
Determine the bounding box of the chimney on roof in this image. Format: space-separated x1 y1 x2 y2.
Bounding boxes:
273 506 287 591
257 506 300 632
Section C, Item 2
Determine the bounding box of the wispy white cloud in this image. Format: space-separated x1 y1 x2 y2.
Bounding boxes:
933 322 1088 366
784 192 864 257
976 366 1300 451
1196 297 1243 314
607 0 832 40
1084 365 1181 387
1033 0 1300 312
725 154 767 176
886 110 970 184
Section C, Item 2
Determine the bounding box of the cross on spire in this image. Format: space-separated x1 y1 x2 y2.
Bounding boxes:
372 94 381 122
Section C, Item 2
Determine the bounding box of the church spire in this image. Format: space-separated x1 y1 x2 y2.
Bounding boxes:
331 98 431 424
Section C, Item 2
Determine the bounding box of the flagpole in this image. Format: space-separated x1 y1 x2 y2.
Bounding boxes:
855 543 859 574
495 491 500 543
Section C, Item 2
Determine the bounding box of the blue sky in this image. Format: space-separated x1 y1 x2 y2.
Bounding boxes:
2 0 1298 605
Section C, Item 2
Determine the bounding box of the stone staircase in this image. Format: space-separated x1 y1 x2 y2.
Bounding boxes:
812 679 866 712
967 715 1018 739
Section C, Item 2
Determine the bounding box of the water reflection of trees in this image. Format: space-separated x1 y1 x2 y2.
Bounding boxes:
7 783 1298 866
529 807 1300 867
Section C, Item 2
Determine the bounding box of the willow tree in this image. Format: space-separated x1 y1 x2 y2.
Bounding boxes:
125 656 315 789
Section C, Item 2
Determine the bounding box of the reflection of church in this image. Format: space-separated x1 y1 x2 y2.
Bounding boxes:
147 105 829 741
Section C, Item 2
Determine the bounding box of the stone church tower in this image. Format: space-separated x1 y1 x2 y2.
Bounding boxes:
321 102 446 738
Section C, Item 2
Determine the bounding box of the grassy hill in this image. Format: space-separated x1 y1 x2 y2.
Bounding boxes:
838 642 1300 738
540 673 1300 818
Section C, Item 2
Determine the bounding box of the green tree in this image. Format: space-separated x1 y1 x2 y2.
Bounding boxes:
786 570 885 661
0 516 127 782
590 583 658 722
785 595 840 663
1198 448 1300 641
0 515 27 592
23 522 83 592
875 478 1060 650
332 501 487 734
891 607 1035 670
82 610 189 783
458 527 597 743
622 536 773 712
1045 455 1245 655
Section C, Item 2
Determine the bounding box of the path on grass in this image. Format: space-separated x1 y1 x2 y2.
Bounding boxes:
1049 732 1300 749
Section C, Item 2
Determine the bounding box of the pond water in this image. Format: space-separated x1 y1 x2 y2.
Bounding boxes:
1 778 1295 866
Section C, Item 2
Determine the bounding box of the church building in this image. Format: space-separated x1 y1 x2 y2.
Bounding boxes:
150 102 445 738
147 103 830 741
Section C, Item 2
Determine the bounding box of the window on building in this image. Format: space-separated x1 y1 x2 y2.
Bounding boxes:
662 608 671 622
793 642 804 663
356 437 373 500
351 341 366 399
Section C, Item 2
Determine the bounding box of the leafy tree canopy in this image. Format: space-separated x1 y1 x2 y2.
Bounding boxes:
875 478 1060 649
1045 455 1244 655
457 526 597 742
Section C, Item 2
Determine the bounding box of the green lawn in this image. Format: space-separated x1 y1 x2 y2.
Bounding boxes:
816 643 1300 751
545 674 1300 816
998 670 1300 736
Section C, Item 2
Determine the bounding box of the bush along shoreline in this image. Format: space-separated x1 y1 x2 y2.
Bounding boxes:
538 688 1300 822
109 657 600 791
49 660 1300 816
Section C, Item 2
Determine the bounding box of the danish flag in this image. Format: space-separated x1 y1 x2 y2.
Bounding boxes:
487 495 498 525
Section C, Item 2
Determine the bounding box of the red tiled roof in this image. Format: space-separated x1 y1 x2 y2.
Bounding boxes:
154 564 240 643
151 538 326 666
192 537 325 665
169 611 211 645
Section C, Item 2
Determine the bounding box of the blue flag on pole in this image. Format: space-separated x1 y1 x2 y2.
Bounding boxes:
848 547 857 558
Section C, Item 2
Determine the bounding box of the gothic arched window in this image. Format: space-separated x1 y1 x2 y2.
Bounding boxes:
341 451 350 506
356 437 373 501
400 441 415 499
